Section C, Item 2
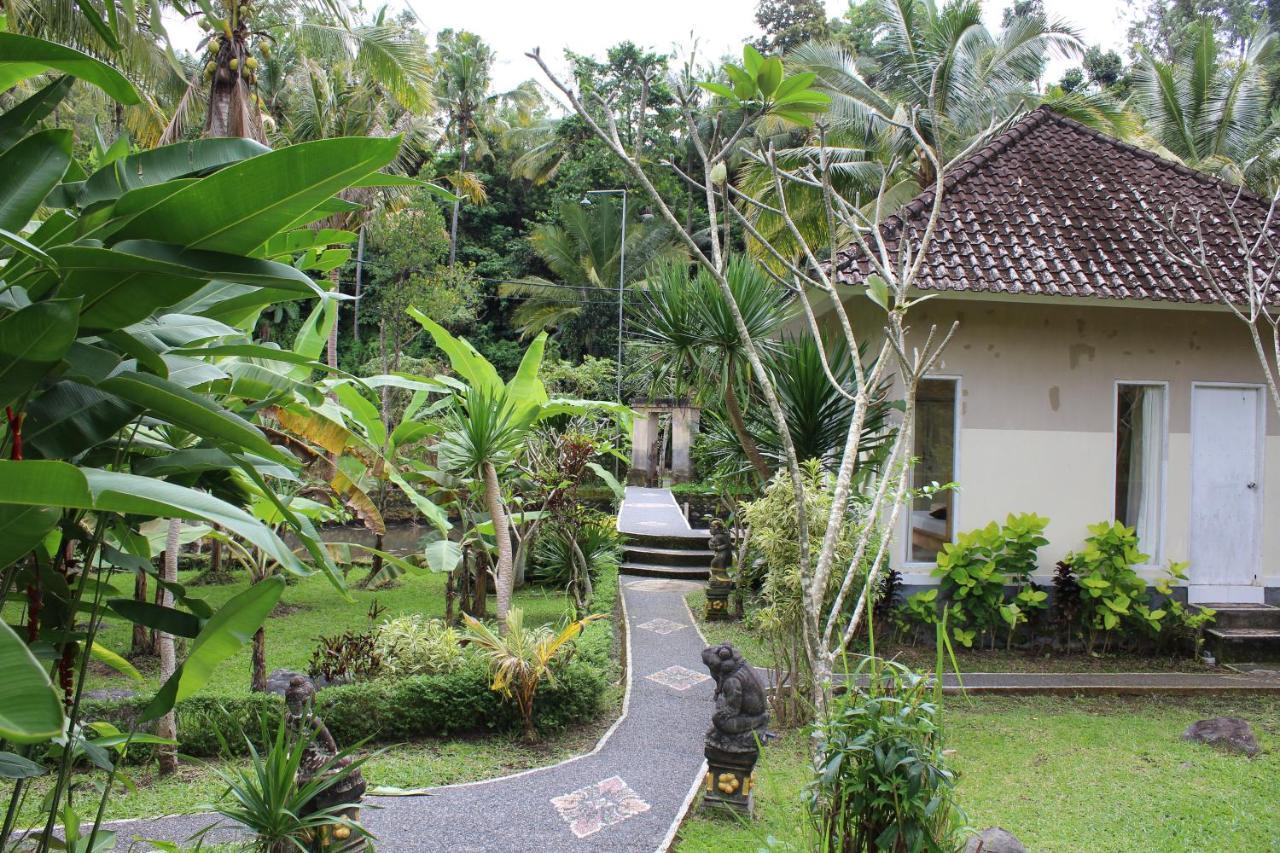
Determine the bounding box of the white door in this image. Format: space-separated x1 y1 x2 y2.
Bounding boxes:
1189 385 1264 603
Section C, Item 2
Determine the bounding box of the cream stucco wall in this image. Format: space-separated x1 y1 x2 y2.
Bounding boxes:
847 295 1280 590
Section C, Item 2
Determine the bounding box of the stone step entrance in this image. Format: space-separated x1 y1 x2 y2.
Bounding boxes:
617 487 711 580
1200 603 1280 663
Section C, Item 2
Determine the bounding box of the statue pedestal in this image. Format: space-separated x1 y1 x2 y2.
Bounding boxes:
704 573 736 622
700 744 758 816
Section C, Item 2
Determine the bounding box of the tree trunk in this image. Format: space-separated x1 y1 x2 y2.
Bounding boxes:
473 553 488 619
723 369 771 482
327 267 340 370
156 519 180 775
209 524 223 578
252 625 267 693
482 461 513 623
131 571 149 656
448 127 470 267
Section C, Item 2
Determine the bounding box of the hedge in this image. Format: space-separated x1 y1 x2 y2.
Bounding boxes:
82 565 621 761
81 658 606 761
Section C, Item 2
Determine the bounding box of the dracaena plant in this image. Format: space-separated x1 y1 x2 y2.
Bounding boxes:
0 32 409 851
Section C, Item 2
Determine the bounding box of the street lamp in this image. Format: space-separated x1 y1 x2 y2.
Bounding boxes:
581 189 627 402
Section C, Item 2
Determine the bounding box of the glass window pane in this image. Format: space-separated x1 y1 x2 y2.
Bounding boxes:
1115 384 1165 560
910 379 957 563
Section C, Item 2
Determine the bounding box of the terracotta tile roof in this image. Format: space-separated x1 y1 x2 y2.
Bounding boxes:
831 106 1279 304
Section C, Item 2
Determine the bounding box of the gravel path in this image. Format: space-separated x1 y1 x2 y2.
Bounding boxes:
105 577 712 852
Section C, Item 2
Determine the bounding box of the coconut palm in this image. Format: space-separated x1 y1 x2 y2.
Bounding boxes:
161 0 431 145
502 197 685 343
1132 20 1280 192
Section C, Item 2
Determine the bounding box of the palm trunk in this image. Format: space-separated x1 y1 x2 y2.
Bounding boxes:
156 519 180 775
448 127 470 267
252 625 267 693
723 368 770 482
131 572 149 656
327 267 340 370
482 461 513 623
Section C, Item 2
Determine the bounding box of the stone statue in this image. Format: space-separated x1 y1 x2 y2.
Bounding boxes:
699 643 769 814
285 676 366 849
707 520 733 574
705 520 737 621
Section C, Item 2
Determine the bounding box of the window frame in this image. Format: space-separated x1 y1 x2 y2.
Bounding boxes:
1112 379 1170 567
902 374 962 568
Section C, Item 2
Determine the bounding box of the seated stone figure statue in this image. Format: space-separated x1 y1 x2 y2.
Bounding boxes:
285 676 366 829
701 643 769 754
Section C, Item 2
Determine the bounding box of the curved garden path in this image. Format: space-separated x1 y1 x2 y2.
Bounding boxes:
110 491 714 852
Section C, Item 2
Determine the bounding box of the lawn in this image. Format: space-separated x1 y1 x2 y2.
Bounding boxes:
78 567 607 697
686 590 1212 674
9 708 618 828
676 694 1280 852
4 565 622 827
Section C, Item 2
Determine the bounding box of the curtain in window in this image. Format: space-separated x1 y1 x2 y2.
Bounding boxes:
1122 386 1164 558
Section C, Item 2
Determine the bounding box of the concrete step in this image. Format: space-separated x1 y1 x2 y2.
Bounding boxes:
619 560 710 580
622 530 710 552
622 544 711 568
1206 626 1280 664
1198 603 1280 631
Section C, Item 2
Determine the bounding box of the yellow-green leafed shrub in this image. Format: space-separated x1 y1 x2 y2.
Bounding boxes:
374 615 465 676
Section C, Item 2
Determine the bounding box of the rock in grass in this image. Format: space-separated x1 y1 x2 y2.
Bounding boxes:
1182 717 1261 757
965 827 1026 853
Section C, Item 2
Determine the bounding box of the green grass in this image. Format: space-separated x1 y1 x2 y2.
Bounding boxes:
9 714 617 827
676 695 1280 852
684 590 1211 674
77 568 604 696
7 565 622 827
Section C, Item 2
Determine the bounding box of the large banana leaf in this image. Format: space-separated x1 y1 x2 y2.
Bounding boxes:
0 76 74 153
0 461 303 572
78 138 271 208
50 241 320 330
0 33 139 104
141 576 285 722
0 297 80 409
0 128 72 232
0 621 63 743
409 309 502 393
110 136 400 254
20 382 139 459
0 504 60 571
98 372 285 462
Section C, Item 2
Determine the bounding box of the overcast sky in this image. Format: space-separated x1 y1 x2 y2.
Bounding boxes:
168 0 1137 94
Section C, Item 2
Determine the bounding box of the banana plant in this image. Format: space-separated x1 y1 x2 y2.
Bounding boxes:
411 309 630 622
0 33 404 849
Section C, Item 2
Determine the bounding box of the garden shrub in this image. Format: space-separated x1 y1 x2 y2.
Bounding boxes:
308 628 382 683
742 461 878 723
929 513 1049 648
805 657 962 851
373 615 465 677
80 659 606 761
529 512 622 588
1063 521 1157 651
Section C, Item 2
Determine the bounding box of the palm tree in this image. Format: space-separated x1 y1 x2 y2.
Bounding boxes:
1132 19 1280 192
434 29 496 266
277 50 434 366
502 197 685 344
161 0 431 146
632 257 792 482
736 2 1095 265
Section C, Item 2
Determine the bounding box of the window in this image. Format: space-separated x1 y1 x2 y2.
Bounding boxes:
909 378 958 563
1115 383 1166 561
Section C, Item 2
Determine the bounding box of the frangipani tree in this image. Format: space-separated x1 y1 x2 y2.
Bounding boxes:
530 41 957 713
411 310 628 622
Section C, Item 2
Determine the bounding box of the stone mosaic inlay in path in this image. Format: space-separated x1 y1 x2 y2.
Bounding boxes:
549 775 651 839
644 664 711 691
637 617 687 635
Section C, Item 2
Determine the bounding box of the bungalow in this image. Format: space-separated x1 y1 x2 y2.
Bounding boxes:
829 106 1279 605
